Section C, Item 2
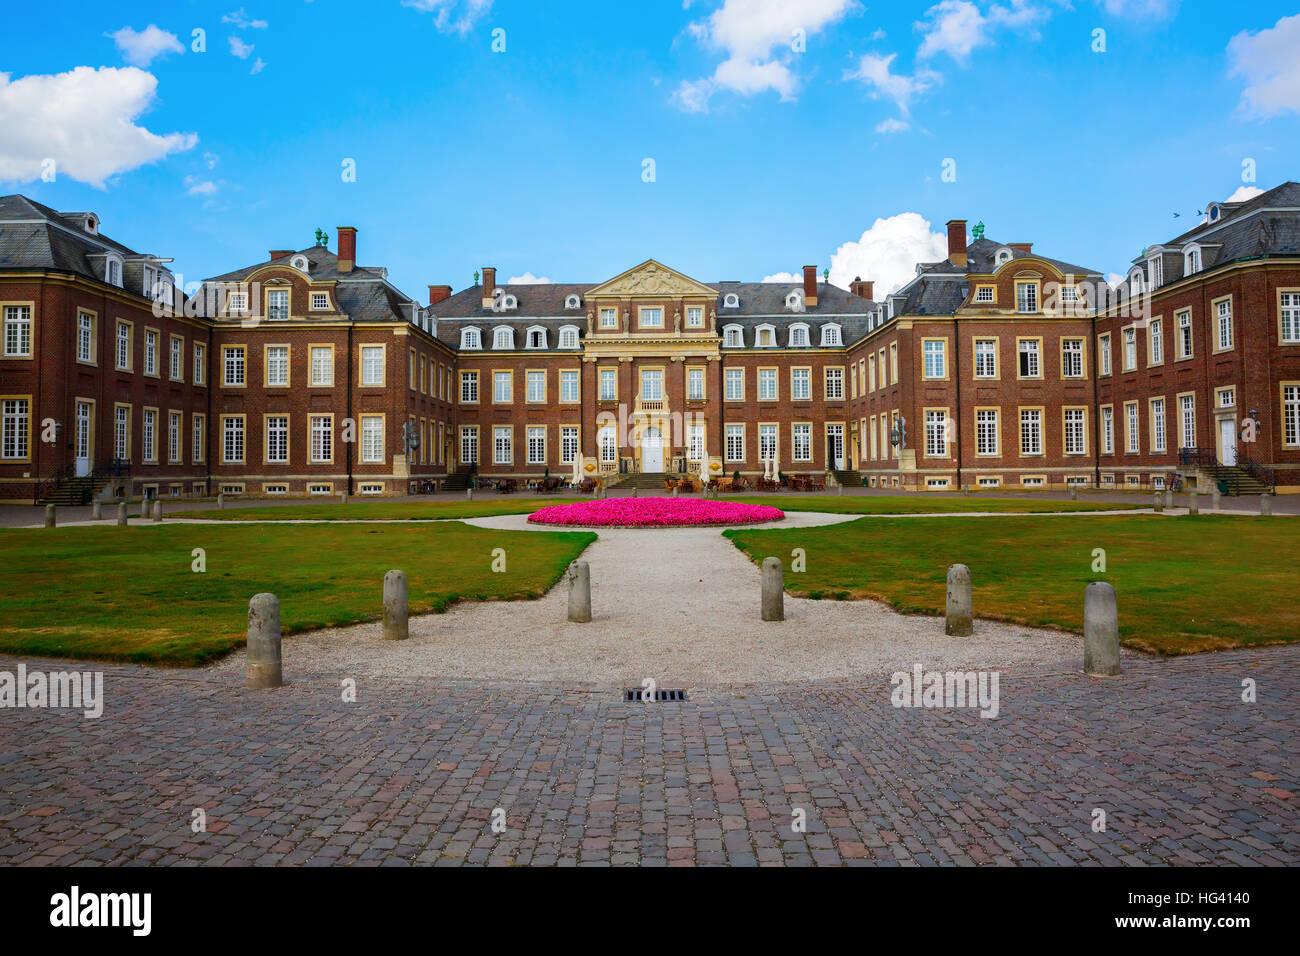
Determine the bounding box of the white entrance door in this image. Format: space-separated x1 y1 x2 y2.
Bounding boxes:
74 401 92 476
642 427 663 472
1219 418 1237 466
828 424 845 470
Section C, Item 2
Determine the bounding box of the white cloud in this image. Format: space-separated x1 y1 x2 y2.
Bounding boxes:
0 66 197 188
203 151 219 169
402 0 494 35
184 175 218 196
506 272 552 284
108 25 184 67
844 52 939 119
827 212 950 296
250 58 267 75
1225 185 1264 202
228 37 255 59
761 271 801 282
916 0 1047 63
875 117 909 133
672 0 859 112
1097 0 1180 18
1228 14 1300 119
222 9 269 29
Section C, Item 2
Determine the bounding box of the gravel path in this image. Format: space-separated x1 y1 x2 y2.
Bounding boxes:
207 511 1132 687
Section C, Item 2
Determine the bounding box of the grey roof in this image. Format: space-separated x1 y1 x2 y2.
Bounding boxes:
202 243 417 324
0 194 151 283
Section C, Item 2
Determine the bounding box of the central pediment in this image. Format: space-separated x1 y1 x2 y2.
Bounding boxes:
586 259 717 298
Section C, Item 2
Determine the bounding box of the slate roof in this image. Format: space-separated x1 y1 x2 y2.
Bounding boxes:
0 194 152 282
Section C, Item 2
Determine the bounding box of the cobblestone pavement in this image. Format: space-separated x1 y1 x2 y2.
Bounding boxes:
0 648 1295 866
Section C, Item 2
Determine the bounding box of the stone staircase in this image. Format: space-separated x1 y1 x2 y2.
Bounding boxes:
833 469 862 488
1195 463 1272 496
617 472 679 490
39 475 108 506
441 469 472 492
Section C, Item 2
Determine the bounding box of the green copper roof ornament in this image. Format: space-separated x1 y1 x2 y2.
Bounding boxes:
972 221 985 241
314 227 328 247
473 269 480 284
822 267 829 282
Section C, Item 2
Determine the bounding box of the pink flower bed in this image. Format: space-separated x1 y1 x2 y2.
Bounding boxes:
528 497 785 528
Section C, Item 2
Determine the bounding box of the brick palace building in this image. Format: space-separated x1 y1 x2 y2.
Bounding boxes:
2 182 1298 501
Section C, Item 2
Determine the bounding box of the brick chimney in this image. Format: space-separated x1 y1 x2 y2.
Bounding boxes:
428 284 452 306
1009 242 1033 253
849 277 874 300
336 227 357 273
481 267 496 309
269 250 293 260
946 220 968 267
802 265 818 307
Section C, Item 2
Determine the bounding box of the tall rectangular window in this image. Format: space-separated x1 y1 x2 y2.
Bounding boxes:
1180 394 1196 449
526 370 545 403
311 346 333 385
1177 310 1193 359
527 426 546 465
976 409 998 456
598 426 616 463
1064 408 1085 455
1 398 29 459
1123 328 1137 370
1151 398 1167 453
687 367 705 400
974 339 996 378
461 371 478 403
361 346 384 385
925 410 947 457
560 370 579 403
142 409 156 462
725 423 744 462
223 346 245 386
687 423 705 461
267 289 289 320
1125 403 1139 453
460 427 478 464
1099 334 1111 375
1102 406 1114 455
1019 408 1042 456
194 343 206 385
115 406 129 460
640 368 663 400
758 368 777 401
1284 385 1300 447
266 415 288 462
825 367 843 400
1018 339 1040 378
1149 320 1163 365
77 312 94 362
923 340 946 379
117 322 131 370
1016 282 1038 313
307 415 331 463
1282 293 1300 344
266 346 289 386
223 417 244 463
494 371 512 403
759 424 777 461
1062 339 1084 378
361 416 384 462
1216 300 1233 350
561 426 579 464
792 423 811 461
144 331 158 376
599 368 617 401
168 411 181 463
724 368 743 400
169 336 183 380
493 426 512 464
3 306 31 356
791 368 810 401
192 413 205 463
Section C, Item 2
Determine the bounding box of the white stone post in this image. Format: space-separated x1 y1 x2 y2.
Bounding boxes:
246 593 283 689
945 564 973 636
1084 582 1121 677
761 557 784 622
382 570 408 640
567 560 591 623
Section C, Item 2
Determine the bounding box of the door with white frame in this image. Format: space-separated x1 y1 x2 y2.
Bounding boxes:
74 401 93 476
641 427 664 472
827 424 845 470
1219 418 1237 466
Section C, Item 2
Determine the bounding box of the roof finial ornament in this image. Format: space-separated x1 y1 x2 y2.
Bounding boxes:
972 221 985 241
473 269 480 284
314 227 328 247
822 267 829 282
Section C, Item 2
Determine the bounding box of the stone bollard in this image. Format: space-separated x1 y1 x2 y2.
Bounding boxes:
1188 489 1199 515
91 500 102 521
1083 582 1122 677
466 488 474 501
1069 485 1078 501
633 487 639 498
671 486 678 497
1260 493 1271 517
1153 491 1164 513
1164 490 1173 511
1212 487 1221 510
44 504 56 528
246 593 283 689
566 560 592 623
116 501 128 526
341 492 348 505
217 492 225 510
382 570 408 641
761 557 784 622
837 482 844 496
152 499 162 523
945 564 973 636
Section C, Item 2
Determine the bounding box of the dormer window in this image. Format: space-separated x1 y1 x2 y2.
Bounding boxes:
995 248 1013 267
723 324 744 348
1207 203 1221 222
820 323 842 347
564 294 582 309
525 326 547 349
1147 256 1163 288
558 325 579 349
82 214 99 234
290 254 310 273
227 290 248 313
493 326 515 350
1128 269 1144 295
105 255 123 288
789 323 809 347
785 290 805 313
143 264 158 297
755 324 775 347
722 293 739 309
461 327 482 350
492 291 518 312
1185 246 1201 275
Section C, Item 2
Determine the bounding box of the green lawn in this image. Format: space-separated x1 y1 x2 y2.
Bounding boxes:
724 514 1298 655
181 498 586 521
0 523 594 665
719 495 1142 515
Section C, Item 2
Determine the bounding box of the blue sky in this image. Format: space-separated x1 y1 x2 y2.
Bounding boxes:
3 0 1299 298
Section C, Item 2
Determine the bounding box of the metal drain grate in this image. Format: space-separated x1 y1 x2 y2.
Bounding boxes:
623 688 688 702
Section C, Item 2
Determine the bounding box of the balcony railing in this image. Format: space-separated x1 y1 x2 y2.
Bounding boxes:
634 393 667 414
